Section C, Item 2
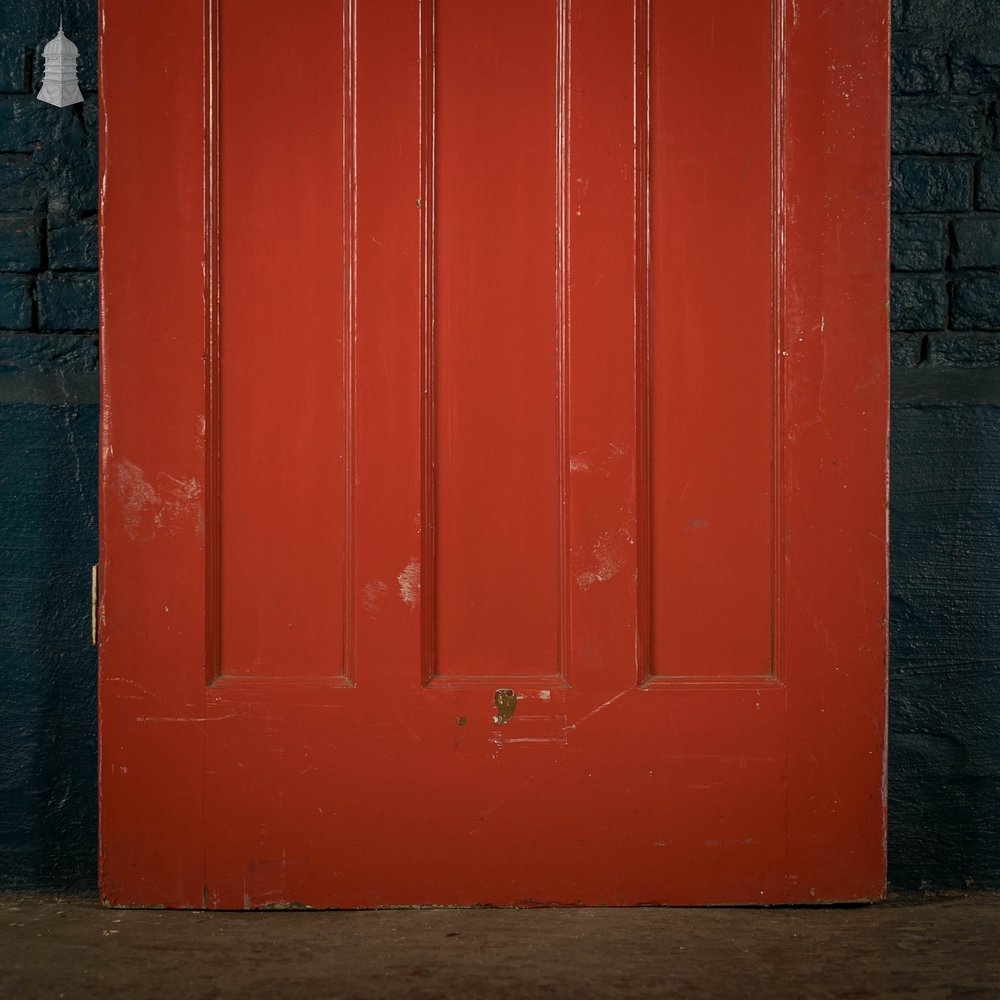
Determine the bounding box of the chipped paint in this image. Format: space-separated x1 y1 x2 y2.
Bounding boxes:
492 689 516 725
397 560 420 609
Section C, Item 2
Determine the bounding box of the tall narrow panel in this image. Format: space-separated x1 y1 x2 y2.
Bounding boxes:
430 1 563 681
648 0 776 678
216 1 348 677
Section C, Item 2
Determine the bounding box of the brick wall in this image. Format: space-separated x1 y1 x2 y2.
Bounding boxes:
0 1 98 890
0 2 97 334
889 0 1000 889
891 0 1000 365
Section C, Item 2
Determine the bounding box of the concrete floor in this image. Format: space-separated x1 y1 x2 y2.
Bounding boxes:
1 892 997 999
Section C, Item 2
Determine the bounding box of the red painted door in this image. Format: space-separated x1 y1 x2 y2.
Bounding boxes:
99 0 889 907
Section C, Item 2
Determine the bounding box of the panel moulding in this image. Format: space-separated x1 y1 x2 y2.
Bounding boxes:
202 0 357 685
419 0 572 688
637 0 786 687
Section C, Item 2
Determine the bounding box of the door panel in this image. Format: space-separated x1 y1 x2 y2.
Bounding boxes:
99 0 889 907
217 1 349 679
432 1 562 682
648 0 775 680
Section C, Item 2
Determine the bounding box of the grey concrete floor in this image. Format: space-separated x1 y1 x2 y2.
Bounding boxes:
1 892 998 999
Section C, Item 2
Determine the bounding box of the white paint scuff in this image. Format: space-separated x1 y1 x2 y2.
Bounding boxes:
576 524 633 590
114 459 201 540
361 580 389 618
397 560 420 610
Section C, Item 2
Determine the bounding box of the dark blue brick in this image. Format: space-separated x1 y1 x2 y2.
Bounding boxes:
0 275 34 329
36 272 97 331
0 332 98 376
0 214 42 272
43 104 99 219
892 158 973 212
0 38 30 94
927 333 1000 365
891 275 948 331
952 275 1000 329
891 103 985 154
48 219 96 271
0 157 44 212
0 94 53 152
950 38 1000 94
892 40 947 96
976 157 1000 210
890 333 926 368
899 0 993 31
952 217 1000 269
891 216 946 271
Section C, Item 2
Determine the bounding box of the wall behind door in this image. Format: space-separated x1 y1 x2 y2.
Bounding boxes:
0 0 98 891
889 0 1000 888
0 0 996 891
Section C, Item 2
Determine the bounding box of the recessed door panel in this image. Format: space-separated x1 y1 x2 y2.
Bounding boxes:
216 0 348 679
431 2 562 682
647 0 775 680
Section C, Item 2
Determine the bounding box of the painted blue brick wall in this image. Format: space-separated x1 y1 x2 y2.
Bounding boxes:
0 1 98 891
891 0 1000 367
0 1 97 333
889 0 1000 888
1 0 998 893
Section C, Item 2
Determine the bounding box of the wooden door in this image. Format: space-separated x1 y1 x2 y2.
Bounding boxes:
98 0 889 907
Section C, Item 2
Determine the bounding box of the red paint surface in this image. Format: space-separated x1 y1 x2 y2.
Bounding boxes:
217 2 348 678
99 0 889 907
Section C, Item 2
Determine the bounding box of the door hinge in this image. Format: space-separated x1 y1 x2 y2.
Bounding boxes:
91 563 98 646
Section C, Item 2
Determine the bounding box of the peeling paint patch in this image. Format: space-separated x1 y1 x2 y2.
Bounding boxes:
397 560 420 609
493 689 516 725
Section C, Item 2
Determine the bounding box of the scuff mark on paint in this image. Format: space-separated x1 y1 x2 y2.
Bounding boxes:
397 560 420 609
502 736 568 745
563 690 629 733
115 460 158 539
576 524 633 590
136 714 240 724
568 442 628 477
114 459 202 540
361 580 389 617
